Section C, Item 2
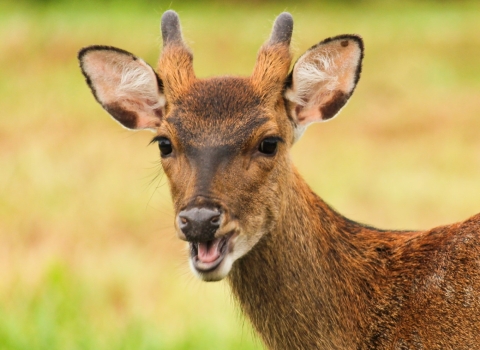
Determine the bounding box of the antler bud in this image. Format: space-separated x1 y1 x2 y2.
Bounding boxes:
251 12 293 100
268 12 294 46
157 10 196 101
161 10 183 46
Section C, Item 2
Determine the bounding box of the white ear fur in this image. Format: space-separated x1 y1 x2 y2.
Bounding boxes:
79 46 165 131
284 35 363 141
285 51 344 108
117 60 165 110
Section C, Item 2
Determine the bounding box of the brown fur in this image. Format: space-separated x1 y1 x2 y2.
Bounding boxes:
79 11 480 350
229 168 480 349
157 44 196 102
251 43 292 101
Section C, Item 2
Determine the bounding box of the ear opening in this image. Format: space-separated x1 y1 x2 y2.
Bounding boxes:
284 35 364 135
78 45 165 130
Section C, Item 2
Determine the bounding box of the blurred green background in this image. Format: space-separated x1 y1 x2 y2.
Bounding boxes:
1 0 480 349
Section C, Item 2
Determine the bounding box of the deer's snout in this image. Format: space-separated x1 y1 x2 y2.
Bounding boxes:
177 207 222 242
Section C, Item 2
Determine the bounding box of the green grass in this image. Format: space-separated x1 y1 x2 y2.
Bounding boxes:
0 1 480 348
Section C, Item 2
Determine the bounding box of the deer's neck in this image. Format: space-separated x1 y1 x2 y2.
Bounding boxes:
228 168 383 350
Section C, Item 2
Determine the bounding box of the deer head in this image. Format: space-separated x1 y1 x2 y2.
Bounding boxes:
78 11 363 282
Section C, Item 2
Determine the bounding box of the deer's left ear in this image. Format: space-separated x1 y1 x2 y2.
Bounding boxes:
284 35 363 136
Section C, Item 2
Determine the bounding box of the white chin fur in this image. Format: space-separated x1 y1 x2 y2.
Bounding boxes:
189 254 234 282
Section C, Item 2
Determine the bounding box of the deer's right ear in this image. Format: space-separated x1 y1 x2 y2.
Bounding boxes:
284 35 363 141
78 46 165 131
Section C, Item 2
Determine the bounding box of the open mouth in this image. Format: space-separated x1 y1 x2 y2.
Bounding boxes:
189 232 234 273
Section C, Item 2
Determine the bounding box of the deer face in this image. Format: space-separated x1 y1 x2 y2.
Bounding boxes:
78 11 363 281
156 77 295 280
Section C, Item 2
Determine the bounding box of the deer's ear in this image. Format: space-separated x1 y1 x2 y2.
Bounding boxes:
78 46 165 131
284 35 363 132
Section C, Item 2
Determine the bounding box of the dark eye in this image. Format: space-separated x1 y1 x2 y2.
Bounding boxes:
258 138 279 155
157 137 173 156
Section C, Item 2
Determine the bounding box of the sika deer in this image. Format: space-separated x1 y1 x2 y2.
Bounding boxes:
78 10 480 350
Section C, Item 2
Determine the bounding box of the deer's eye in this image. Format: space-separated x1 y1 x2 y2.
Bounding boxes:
154 137 173 157
258 137 279 155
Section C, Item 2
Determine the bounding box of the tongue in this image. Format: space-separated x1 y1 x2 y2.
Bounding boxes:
197 238 221 264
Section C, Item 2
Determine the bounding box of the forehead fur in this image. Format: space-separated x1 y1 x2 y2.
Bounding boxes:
166 77 271 147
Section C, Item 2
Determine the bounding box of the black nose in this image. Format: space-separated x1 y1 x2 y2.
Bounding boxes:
178 207 221 241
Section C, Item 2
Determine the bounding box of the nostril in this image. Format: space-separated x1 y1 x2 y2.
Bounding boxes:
178 215 190 234
178 207 223 240
210 215 221 225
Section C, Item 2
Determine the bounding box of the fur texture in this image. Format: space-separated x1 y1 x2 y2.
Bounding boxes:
117 62 164 110
230 169 480 349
